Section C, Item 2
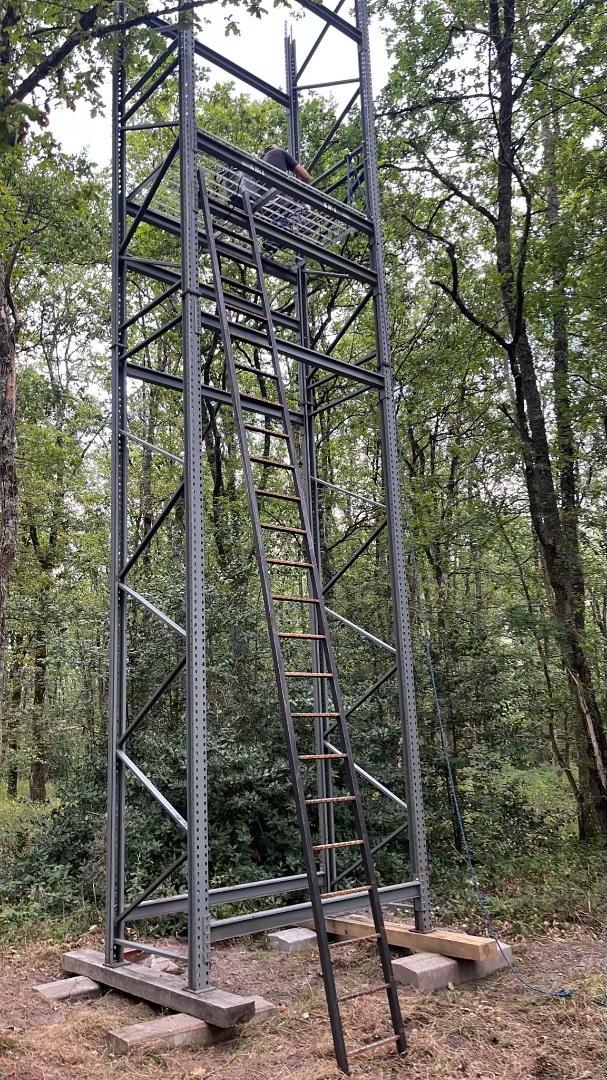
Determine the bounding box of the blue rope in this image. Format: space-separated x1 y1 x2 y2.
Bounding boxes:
396 437 573 1001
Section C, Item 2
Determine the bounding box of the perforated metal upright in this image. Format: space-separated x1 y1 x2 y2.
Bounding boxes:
105 0 432 1055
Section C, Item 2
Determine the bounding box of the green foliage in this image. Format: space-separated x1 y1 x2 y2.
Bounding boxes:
1 28 604 952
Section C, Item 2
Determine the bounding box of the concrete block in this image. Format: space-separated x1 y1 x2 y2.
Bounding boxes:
106 1013 233 1055
393 952 460 991
267 927 317 952
249 996 277 1025
34 976 102 1003
393 941 513 991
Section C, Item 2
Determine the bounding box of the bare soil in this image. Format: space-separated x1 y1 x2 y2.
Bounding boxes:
0 929 603 1080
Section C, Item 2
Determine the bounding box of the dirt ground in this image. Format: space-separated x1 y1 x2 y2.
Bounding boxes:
0 929 604 1080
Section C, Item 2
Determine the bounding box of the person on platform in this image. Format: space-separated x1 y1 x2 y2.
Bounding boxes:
261 145 311 183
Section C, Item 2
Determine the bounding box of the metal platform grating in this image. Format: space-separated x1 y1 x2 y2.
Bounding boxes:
130 152 353 252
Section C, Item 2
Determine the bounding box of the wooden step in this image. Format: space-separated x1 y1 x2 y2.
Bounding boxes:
349 1034 401 1057
260 523 305 535
214 224 253 245
243 396 283 409
221 274 262 295
234 362 278 380
292 710 338 715
280 633 326 641
299 753 346 761
255 489 300 503
285 671 332 677
338 983 389 1003
321 886 370 898
245 423 289 440
250 456 293 469
313 839 364 851
306 795 355 805
329 932 379 946
225 299 269 321
272 593 318 602
267 558 313 569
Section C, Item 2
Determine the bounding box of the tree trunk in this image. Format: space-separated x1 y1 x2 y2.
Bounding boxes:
29 617 47 802
488 0 607 834
6 634 24 798
0 260 18 750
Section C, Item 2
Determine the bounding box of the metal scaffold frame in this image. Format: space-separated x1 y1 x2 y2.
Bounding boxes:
106 0 431 1012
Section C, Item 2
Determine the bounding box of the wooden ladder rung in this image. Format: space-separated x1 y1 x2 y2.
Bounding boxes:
321 885 370 898
234 363 278 380
272 593 318 602
267 558 313 569
293 711 338 716
306 795 355 805
242 396 282 409
214 224 252 245
279 634 325 641
225 299 269 321
349 1034 400 1058
250 456 293 469
285 671 332 677
245 424 289 440
255 489 300 503
328 932 379 945
338 982 389 1003
313 839 364 851
221 274 262 295
260 523 305 535
299 753 346 761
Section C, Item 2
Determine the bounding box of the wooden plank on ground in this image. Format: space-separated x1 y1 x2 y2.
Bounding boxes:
62 949 255 1027
106 1013 230 1055
321 917 498 962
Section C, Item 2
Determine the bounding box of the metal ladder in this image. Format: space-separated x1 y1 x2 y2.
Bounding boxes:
197 168 407 1074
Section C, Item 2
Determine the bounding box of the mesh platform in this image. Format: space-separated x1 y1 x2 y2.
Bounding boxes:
130 152 353 252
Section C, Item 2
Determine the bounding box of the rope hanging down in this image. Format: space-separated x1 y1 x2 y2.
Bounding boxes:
395 429 573 1002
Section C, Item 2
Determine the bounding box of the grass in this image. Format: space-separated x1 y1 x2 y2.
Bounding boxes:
0 931 604 1080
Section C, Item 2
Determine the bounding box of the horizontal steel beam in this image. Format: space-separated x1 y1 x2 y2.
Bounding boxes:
210 882 420 940
127 194 375 286
124 213 298 286
125 361 304 426
124 872 322 922
290 0 362 42
146 14 290 107
123 249 298 333
196 308 383 389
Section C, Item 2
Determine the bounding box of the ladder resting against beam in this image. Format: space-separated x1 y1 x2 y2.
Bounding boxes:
197 166 407 1075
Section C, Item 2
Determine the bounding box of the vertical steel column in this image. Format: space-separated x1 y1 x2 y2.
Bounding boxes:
106 4 128 966
354 0 431 930
178 24 210 989
285 27 300 161
286 32 336 889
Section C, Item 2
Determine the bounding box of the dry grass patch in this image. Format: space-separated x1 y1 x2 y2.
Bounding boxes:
0 933 603 1080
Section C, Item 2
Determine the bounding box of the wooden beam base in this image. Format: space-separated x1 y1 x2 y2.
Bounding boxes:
62 949 255 1027
319 916 498 962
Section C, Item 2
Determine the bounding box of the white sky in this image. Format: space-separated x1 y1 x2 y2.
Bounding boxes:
49 4 392 166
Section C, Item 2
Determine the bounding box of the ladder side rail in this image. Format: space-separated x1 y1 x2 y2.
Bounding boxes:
239 187 406 1055
197 170 349 1075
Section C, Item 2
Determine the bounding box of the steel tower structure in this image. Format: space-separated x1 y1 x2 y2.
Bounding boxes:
105 1 431 1067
